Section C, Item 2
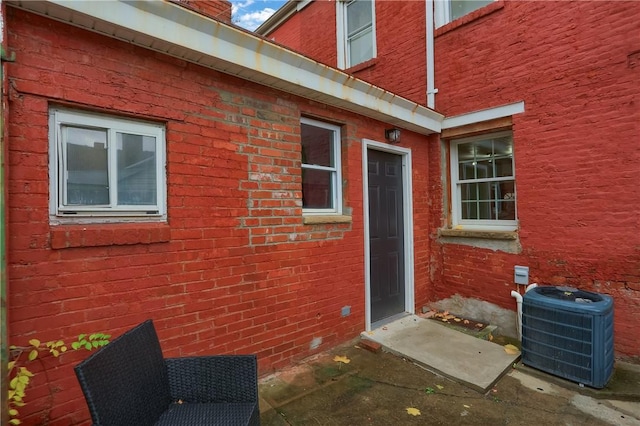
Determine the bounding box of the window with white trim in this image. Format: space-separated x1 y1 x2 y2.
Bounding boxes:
301 118 342 215
450 131 517 230
337 0 376 69
49 108 166 221
435 0 494 28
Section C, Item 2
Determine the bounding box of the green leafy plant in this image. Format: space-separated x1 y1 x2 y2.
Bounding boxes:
71 333 111 351
8 333 110 425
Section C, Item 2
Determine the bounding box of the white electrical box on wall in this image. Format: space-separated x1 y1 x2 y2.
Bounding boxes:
514 265 529 285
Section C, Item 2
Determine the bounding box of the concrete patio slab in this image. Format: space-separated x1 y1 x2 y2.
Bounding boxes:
259 339 640 426
361 314 520 392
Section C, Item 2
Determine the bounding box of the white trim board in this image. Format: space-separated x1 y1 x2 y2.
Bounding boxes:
442 101 525 129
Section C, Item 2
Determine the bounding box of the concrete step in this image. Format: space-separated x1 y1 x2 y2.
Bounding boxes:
362 314 520 392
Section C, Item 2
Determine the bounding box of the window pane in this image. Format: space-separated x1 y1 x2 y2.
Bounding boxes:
64 126 109 205
458 161 475 180
302 168 333 209
495 157 513 177
450 0 493 21
476 159 494 179
349 28 374 66
498 200 516 220
493 137 512 156
301 124 334 167
478 201 494 220
460 183 477 201
477 181 492 201
347 0 372 36
475 140 493 157
457 142 475 161
461 201 477 219
117 133 157 205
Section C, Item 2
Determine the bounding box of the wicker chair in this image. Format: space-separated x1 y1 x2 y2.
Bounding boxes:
74 320 260 426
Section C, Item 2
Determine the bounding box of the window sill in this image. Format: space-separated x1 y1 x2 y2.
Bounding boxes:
438 228 517 240
435 1 505 37
303 215 352 225
50 223 171 249
345 58 377 74
438 228 520 253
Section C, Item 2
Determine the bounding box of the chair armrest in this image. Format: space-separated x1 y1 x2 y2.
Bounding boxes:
166 355 258 404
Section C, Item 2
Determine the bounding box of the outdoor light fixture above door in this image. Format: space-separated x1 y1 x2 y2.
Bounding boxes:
385 128 401 144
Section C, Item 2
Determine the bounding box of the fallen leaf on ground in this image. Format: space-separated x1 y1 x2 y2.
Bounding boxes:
463 319 470 324
475 323 484 328
333 355 351 364
504 344 520 355
489 333 494 341
463 404 471 408
453 318 462 322
436 384 444 390
406 407 421 416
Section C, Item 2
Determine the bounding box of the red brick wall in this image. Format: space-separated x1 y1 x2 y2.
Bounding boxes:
431 1 640 357
175 0 232 22
268 1 338 67
265 6 304 52
6 7 432 424
354 0 427 105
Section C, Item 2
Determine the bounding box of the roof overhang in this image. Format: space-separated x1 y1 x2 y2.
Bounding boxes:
7 0 443 135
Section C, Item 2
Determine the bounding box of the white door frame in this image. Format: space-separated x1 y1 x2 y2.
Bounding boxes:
362 139 415 331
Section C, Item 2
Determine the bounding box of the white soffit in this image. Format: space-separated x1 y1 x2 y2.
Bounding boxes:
8 0 443 135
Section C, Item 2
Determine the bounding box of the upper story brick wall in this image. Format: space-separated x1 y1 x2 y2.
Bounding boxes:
267 0 428 105
269 1 338 66
175 0 232 22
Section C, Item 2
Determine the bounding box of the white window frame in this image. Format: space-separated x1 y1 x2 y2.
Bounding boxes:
336 0 377 69
434 0 495 28
49 108 166 223
300 117 342 215
449 131 517 231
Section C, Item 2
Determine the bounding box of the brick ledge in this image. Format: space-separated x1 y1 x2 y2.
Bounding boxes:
50 223 171 249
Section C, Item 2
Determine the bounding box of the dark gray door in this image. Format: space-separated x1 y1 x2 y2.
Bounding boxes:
367 149 405 323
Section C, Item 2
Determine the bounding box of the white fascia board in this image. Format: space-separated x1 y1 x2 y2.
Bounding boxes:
255 0 298 36
441 101 525 129
10 0 443 135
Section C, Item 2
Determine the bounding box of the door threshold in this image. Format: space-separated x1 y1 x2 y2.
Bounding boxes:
371 312 411 330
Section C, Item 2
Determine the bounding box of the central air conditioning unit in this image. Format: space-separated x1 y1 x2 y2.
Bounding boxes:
522 286 614 388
